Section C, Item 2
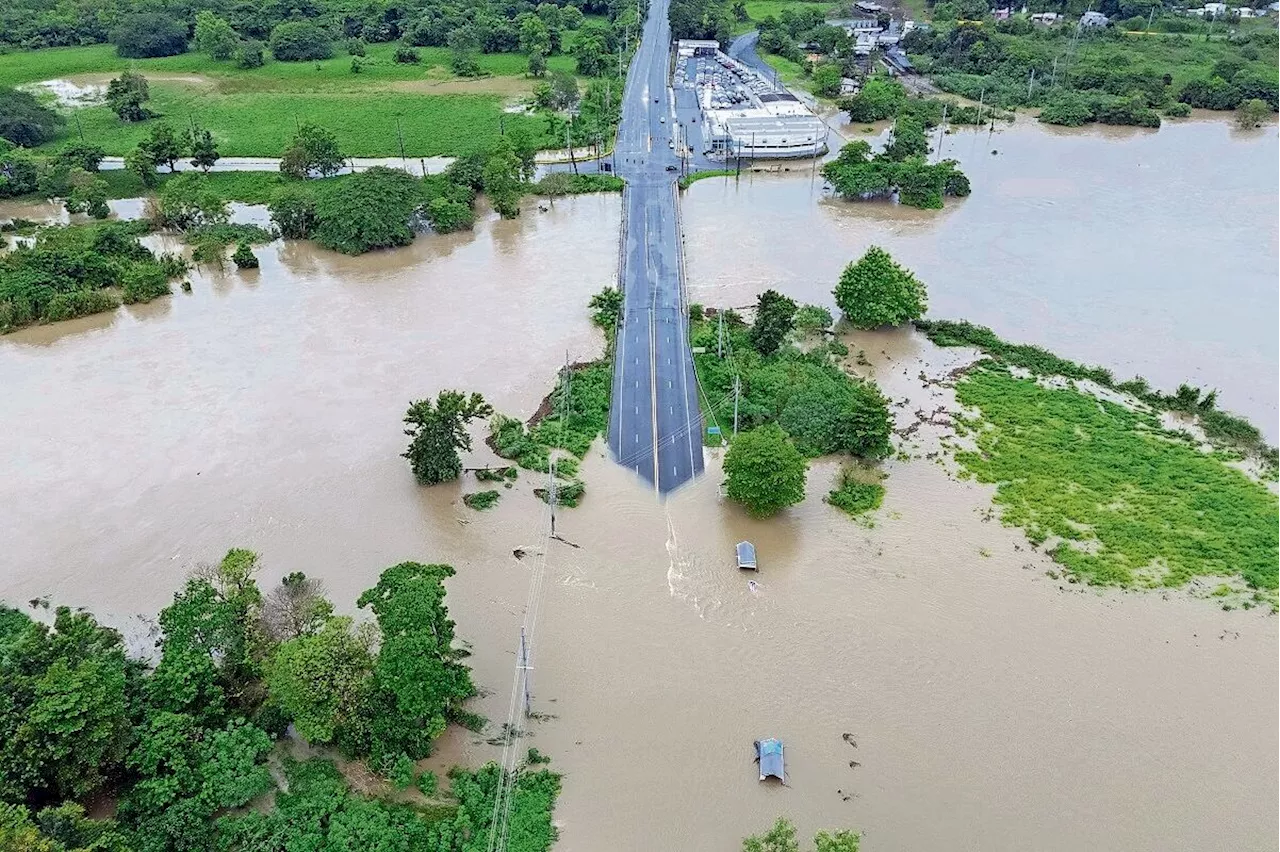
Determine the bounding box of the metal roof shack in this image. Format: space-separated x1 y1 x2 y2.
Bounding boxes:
736 541 758 570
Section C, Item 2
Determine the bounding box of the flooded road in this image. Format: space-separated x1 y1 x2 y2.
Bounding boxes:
683 117 1280 440
1 121 1276 852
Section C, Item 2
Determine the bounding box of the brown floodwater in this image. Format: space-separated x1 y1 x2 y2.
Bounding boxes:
0 122 1276 852
684 116 1280 441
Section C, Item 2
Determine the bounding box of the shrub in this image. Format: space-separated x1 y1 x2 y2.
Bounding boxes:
269 184 318 238
826 470 885 517
833 246 927 328
394 44 421 64
235 40 266 69
269 21 333 62
1163 101 1192 117
232 241 259 269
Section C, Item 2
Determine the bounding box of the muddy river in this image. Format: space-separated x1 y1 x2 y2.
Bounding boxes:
1 121 1276 851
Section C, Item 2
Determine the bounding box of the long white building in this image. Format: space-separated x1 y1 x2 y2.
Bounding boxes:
674 41 828 159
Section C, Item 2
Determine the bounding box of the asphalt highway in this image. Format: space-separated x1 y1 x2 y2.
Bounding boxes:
605 0 705 493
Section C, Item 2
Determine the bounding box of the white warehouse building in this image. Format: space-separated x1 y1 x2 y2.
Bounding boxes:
674 41 829 159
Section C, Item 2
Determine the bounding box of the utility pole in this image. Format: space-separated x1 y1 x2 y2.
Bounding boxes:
566 119 579 175
935 102 948 164
1050 56 1058 89
549 458 557 537
1027 68 1036 100
1146 6 1155 32
732 375 741 435
717 309 724 358
75 112 84 142
519 627 532 715
976 88 985 125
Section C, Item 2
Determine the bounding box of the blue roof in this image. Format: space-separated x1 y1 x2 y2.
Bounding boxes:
757 738 784 780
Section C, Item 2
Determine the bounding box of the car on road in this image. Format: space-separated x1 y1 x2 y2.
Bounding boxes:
666 165 678 171
660 116 665 123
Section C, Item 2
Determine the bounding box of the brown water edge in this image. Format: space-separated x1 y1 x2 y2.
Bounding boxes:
682 117 1280 442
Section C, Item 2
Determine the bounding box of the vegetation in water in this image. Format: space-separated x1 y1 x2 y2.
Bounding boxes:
463 490 501 510
724 423 808 517
821 138 970 211
403 390 494 485
0 219 186 332
692 310 893 460
474 466 518 482
916 318 1277 468
0 547 548 850
949 362 1278 603
679 168 737 189
834 246 927 329
826 469 885 518
743 816 861 852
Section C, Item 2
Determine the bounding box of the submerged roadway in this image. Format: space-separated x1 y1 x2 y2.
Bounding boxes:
606 0 705 494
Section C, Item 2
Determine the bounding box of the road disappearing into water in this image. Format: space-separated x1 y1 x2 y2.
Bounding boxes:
606 0 705 494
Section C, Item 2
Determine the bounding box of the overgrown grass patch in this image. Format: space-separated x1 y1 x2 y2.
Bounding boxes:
463 490 501 510
679 169 736 189
826 469 885 517
917 318 1277 468
952 363 1278 600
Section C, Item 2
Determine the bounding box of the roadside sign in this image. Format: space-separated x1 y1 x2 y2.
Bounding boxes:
707 426 722 436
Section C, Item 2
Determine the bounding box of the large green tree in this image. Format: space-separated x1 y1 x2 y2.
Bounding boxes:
353 562 475 762
269 21 333 61
313 166 421 254
833 246 927 328
749 289 798 356
111 13 187 58
482 138 524 219
140 123 186 172
105 72 150 122
0 607 133 806
402 390 493 484
266 616 373 745
724 424 807 517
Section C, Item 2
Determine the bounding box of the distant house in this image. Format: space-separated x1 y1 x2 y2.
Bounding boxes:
1202 1 1228 13
854 0 883 13
840 77 859 94
993 7 1012 19
1078 10 1109 26
1030 11 1062 23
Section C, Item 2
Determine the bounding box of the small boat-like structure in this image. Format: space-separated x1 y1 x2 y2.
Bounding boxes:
736 541 758 571
754 737 784 782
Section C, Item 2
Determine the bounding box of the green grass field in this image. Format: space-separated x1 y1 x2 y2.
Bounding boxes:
953 364 1279 605
0 42 591 156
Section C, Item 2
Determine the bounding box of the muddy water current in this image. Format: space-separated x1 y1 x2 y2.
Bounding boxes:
0 122 1276 851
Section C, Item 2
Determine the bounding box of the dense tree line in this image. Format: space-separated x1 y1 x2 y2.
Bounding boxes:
904 20 1278 124
0 550 555 851
0 0 641 68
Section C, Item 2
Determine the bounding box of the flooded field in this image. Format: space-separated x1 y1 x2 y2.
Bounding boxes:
0 121 1276 851
683 117 1280 440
